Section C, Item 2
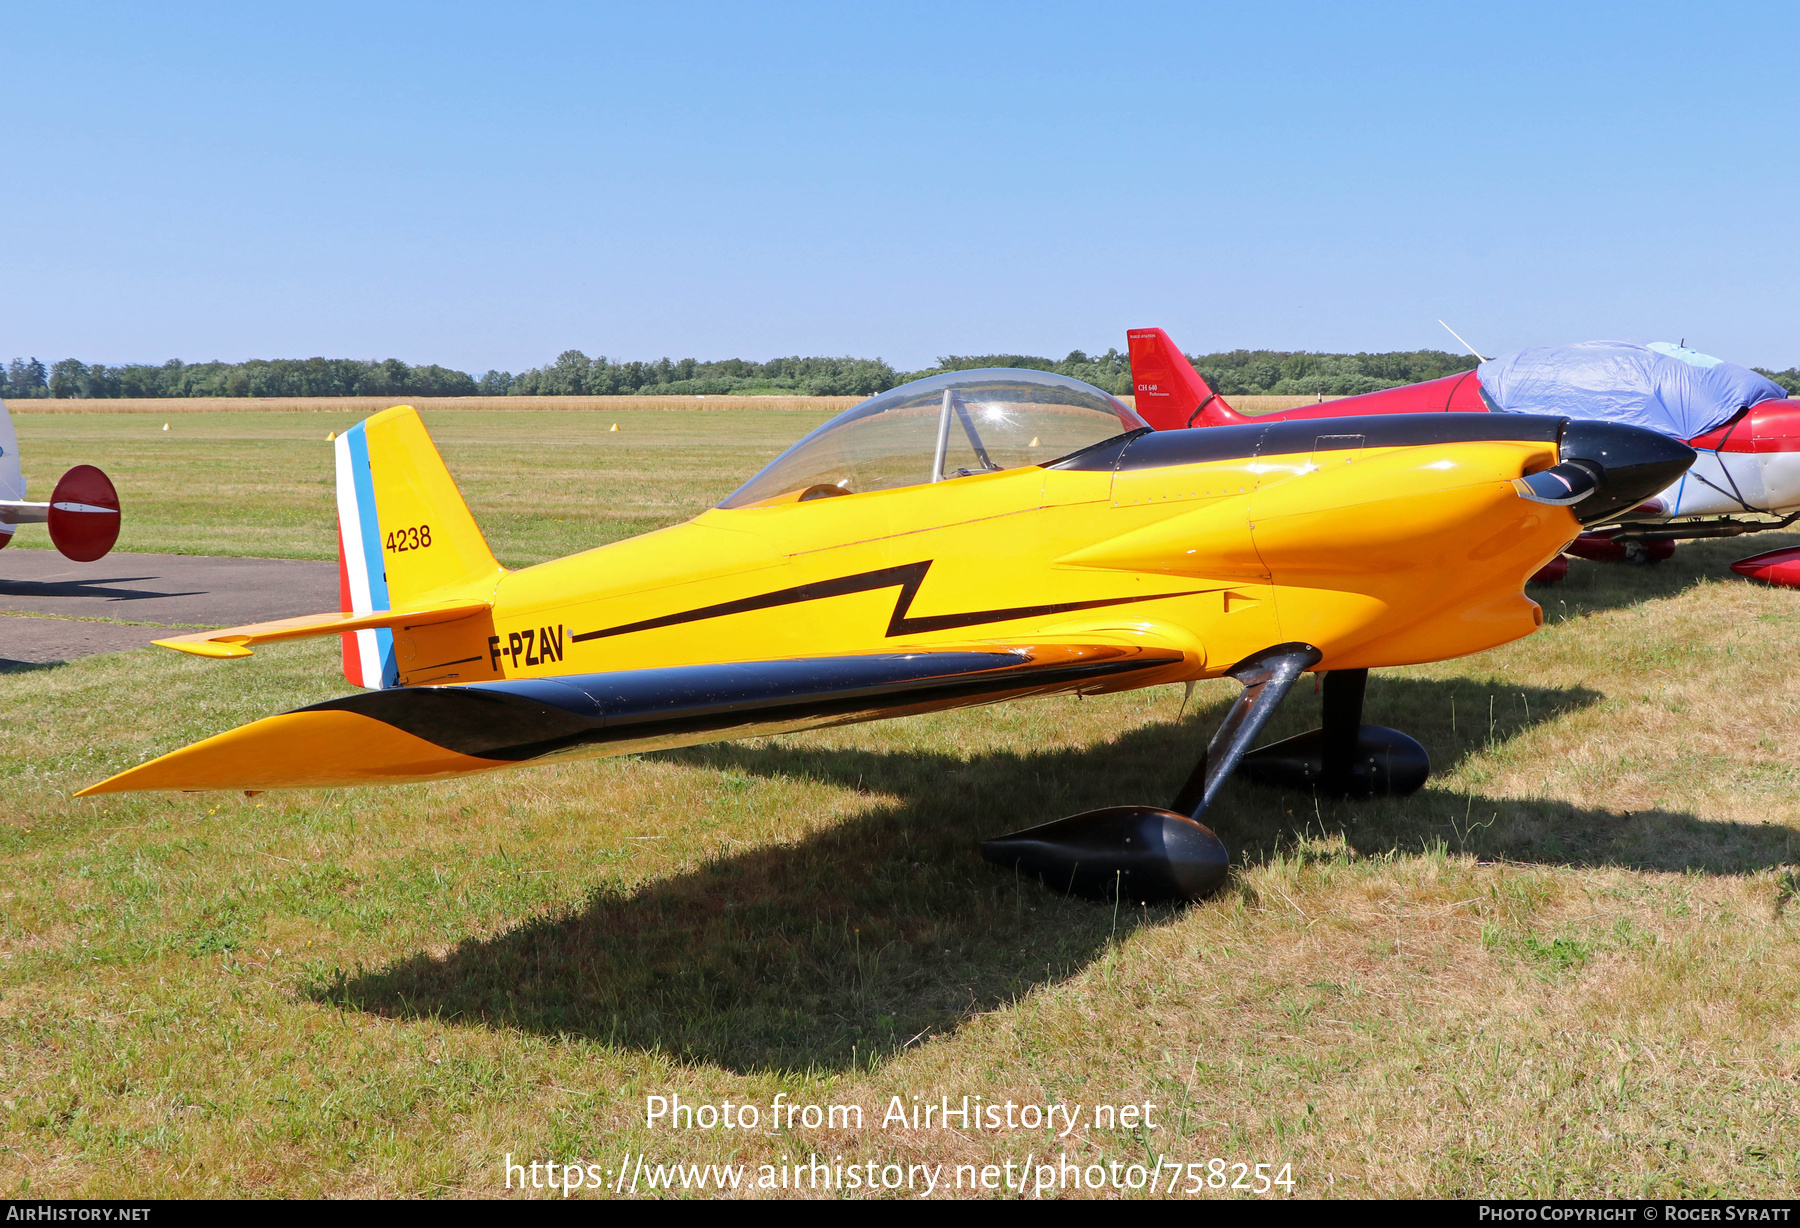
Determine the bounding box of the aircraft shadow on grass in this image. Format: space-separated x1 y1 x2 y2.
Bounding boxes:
0 575 204 603
315 674 1794 1074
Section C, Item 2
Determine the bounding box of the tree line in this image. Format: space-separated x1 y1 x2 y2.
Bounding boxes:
4 349 1796 401
0 357 479 400
912 348 1487 396
494 352 896 397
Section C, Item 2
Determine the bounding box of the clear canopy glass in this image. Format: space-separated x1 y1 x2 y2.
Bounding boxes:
718 368 1147 509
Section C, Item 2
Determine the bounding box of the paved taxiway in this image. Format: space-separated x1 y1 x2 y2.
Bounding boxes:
0 550 337 666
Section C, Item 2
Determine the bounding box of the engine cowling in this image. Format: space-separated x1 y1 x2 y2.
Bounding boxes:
1687 399 1800 453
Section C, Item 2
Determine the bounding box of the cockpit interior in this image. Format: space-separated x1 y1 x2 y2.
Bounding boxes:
718 368 1148 509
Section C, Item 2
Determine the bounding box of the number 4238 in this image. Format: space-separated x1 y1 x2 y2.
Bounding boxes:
385 524 432 552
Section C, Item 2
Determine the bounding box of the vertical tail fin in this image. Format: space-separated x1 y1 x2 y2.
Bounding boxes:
335 405 503 688
1126 328 1247 429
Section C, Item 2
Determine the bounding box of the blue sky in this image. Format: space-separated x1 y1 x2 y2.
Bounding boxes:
3 1 1795 371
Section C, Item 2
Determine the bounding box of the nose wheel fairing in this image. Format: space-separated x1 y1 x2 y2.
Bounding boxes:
976 806 1230 903
981 654 1431 904
984 643 1327 904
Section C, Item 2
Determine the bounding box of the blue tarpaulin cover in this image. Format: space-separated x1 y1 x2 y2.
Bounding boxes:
1476 340 1784 440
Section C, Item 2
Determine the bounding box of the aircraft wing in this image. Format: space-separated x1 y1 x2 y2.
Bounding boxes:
152 600 492 658
0 500 50 525
77 642 1188 794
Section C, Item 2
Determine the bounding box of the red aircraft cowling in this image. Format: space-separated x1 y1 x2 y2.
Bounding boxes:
1687 398 1800 453
46 464 122 562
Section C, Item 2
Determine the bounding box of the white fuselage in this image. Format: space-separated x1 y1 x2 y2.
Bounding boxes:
1655 449 1800 519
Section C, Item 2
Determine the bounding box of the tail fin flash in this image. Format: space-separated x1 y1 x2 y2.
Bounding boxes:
1126 328 1246 429
336 405 503 688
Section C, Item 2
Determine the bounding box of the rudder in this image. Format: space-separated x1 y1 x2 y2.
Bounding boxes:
1127 328 1247 429
336 405 503 688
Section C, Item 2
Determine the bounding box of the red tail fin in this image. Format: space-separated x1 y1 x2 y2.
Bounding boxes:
1126 328 1246 429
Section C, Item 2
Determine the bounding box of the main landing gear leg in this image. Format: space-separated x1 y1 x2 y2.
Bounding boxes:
1235 667 1430 798
979 643 1322 905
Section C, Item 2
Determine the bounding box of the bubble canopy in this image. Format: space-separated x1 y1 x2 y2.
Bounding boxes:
718 368 1148 509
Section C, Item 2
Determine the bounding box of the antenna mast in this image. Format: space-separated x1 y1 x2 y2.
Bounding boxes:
1438 320 1487 363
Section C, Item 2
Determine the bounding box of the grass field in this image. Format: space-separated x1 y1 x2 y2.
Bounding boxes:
2 395 1343 564
3 407 1799 1198
7 393 1336 416
7 406 839 564
7 394 869 416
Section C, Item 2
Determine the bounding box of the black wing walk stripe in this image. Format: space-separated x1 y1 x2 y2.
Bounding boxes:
301 648 1183 762
570 560 1204 642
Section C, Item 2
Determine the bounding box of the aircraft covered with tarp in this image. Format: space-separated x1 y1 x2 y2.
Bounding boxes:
1476 340 1785 441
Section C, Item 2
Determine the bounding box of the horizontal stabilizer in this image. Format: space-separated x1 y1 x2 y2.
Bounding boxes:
48 465 122 561
0 500 49 525
154 599 490 659
0 464 122 560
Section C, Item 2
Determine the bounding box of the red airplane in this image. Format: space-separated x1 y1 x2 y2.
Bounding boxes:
1126 329 1800 586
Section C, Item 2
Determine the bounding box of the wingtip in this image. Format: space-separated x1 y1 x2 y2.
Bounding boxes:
153 636 253 658
69 707 510 795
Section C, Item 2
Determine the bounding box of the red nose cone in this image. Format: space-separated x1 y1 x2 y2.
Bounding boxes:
47 464 121 562
1731 545 1800 588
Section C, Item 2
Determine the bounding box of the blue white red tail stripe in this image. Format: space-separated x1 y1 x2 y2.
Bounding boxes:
334 424 397 689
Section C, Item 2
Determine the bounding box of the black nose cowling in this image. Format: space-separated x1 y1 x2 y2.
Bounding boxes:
1552 420 1696 526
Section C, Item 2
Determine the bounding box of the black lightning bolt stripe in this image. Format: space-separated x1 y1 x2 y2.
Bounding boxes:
570 560 1202 644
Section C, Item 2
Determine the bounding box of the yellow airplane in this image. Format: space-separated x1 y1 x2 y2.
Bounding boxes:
78 369 1692 901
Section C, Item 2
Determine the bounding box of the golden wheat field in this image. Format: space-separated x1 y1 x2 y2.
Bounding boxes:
2 405 1797 1199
